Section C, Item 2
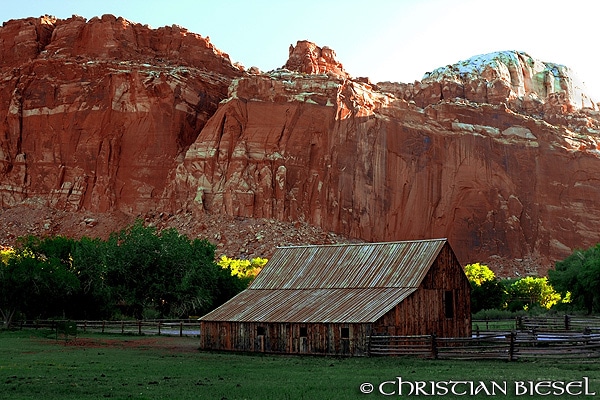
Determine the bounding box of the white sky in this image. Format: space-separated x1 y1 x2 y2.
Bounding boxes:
2 0 599 98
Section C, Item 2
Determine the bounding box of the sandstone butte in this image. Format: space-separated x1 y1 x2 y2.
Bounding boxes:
2 15 600 277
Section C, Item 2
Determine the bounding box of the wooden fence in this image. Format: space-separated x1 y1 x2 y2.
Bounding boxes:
517 315 600 333
17 319 201 337
368 331 600 360
472 315 600 334
15 315 600 360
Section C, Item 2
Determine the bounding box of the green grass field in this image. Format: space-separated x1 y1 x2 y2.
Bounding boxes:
1 330 598 399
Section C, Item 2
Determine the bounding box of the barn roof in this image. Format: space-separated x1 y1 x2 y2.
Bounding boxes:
201 239 449 323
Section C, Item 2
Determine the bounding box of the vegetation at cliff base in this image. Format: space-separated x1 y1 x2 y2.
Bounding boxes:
464 263 567 314
0 221 253 327
466 242 600 315
549 243 600 313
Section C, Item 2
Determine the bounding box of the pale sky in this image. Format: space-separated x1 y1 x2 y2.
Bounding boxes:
2 0 599 98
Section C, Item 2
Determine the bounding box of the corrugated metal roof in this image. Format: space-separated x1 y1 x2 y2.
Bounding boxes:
250 239 446 290
200 287 417 323
201 239 448 323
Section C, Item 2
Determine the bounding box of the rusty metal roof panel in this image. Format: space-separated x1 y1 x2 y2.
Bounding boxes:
200 239 450 324
200 287 417 323
249 239 447 290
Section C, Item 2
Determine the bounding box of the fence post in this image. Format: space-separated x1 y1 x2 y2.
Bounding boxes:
83 320 87 333
180 321 183 337
158 321 161 335
430 334 438 359
102 320 105 334
564 315 570 330
138 320 142 335
508 331 516 362
121 321 124 334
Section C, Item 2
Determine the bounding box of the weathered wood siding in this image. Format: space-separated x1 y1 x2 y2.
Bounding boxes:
371 243 471 337
199 321 371 356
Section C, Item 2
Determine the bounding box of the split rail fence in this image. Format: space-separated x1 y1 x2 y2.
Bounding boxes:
369 315 600 360
367 331 600 360
14 315 600 360
17 319 201 337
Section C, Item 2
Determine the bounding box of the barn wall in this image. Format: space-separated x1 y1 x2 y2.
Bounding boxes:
372 243 471 337
199 321 371 356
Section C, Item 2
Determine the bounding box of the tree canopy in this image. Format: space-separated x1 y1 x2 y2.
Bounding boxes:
0 221 253 327
464 263 566 313
463 263 505 313
549 244 600 314
0 242 79 328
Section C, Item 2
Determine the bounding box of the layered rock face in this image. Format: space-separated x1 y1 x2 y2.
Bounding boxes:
2 17 600 273
169 46 600 271
0 15 241 213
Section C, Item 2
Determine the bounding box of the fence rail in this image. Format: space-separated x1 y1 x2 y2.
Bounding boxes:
473 315 600 334
518 315 600 333
368 331 600 360
17 319 201 337
14 315 600 360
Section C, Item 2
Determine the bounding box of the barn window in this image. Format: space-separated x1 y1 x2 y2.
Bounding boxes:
257 326 266 336
299 326 307 337
341 327 350 339
444 290 454 318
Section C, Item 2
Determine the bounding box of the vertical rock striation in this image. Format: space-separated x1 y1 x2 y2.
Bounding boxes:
0 15 242 212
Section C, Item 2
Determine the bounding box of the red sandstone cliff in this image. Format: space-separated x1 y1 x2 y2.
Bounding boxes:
2 15 600 275
0 14 241 213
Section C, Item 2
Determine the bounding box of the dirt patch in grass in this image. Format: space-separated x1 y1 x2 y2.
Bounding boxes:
55 335 201 353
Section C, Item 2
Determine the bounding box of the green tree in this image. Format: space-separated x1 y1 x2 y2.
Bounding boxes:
1 222 249 324
464 263 496 286
104 221 243 319
464 263 505 313
217 255 267 284
506 276 562 311
549 244 600 314
69 237 114 319
0 246 79 328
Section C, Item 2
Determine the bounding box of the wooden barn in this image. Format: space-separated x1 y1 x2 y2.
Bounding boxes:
199 239 471 356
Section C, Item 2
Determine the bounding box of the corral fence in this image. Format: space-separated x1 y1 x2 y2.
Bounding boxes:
367 331 600 360
369 315 600 360
16 319 201 337
517 315 600 333
472 315 600 335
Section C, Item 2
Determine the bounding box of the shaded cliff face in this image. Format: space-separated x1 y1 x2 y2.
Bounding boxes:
0 15 241 213
2 17 600 274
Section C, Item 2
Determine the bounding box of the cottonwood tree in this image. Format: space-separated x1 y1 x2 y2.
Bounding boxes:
464 263 505 313
1 222 250 324
0 246 79 328
506 276 562 311
549 244 600 314
104 221 240 319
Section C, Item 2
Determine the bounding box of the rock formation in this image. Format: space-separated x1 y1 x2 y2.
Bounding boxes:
2 16 600 276
0 14 241 214
283 40 349 79
166 46 600 273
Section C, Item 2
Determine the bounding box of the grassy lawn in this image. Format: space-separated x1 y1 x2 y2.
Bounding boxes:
1 330 599 399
